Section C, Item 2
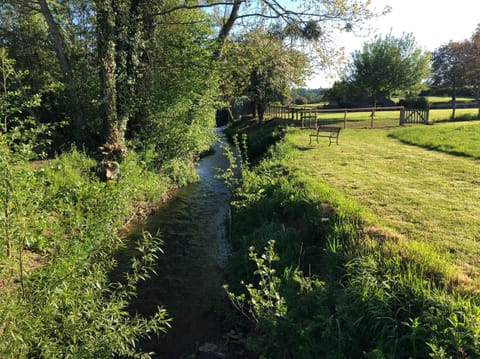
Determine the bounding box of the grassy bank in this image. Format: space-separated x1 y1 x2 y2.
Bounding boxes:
225 118 480 358
0 143 199 357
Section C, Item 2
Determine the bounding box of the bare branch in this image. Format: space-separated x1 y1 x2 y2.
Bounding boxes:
153 2 233 17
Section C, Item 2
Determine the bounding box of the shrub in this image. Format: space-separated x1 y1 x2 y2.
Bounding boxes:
295 96 308 105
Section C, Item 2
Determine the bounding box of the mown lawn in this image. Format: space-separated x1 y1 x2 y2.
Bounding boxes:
284 123 480 288
390 121 480 158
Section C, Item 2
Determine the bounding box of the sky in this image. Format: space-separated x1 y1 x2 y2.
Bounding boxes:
307 0 480 88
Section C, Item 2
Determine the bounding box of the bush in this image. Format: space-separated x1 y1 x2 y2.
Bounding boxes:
398 95 429 109
294 96 308 105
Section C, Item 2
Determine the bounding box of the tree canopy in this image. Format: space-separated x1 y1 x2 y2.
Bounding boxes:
432 25 480 118
346 32 431 107
0 0 387 170
222 28 311 123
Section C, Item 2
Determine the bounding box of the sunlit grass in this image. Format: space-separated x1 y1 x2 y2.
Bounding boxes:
426 96 475 103
284 125 480 289
390 121 480 159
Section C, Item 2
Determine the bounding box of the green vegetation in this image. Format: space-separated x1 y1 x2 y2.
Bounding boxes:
225 118 480 358
390 122 480 158
0 142 200 357
347 32 431 107
0 0 388 356
426 96 476 103
1 0 479 356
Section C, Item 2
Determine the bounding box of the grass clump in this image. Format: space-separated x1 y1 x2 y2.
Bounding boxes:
224 118 480 358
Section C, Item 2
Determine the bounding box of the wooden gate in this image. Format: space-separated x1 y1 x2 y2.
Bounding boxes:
400 108 429 125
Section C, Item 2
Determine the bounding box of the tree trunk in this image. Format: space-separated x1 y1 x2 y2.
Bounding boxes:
215 0 242 58
38 0 85 143
451 82 457 121
37 0 70 74
96 0 127 167
371 95 377 128
475 85 480 118
257 102 266 125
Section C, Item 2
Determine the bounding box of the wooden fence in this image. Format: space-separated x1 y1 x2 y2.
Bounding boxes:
265 105 421 129
400 108 429 125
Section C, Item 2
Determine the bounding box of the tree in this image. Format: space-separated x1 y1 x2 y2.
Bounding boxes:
158 0 385 58
347 32 431 114
98 0 385 158
1 0 386 173
432 41 471 120
466 25 480 117
222 28 310 123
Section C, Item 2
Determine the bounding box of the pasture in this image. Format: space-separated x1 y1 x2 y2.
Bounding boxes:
284 122 480 289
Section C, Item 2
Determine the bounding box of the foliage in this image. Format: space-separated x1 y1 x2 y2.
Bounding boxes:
222 28 310 123
432 41 470 90
432 25 480 119
397 95 429 109
0 1 101 150
0 145 185 357
347 32 431 106
0 47 57 159
295 96 309 105
291 87 327 104
224 118 480 358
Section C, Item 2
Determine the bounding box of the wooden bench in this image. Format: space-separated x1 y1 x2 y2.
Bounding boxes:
309 126 341 146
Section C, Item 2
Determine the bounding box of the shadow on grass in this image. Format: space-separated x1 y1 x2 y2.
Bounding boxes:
295 145 316 151
388 135 480 160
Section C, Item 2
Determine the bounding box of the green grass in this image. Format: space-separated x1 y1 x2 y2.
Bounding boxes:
390 122 480 159
430 108 479 122
284 124 480 288
226 118 480 357
426 96 475 103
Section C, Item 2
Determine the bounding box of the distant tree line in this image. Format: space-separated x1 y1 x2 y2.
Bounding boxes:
321 25 480 119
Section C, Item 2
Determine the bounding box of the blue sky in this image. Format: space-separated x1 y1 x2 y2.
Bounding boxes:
307 0 480 88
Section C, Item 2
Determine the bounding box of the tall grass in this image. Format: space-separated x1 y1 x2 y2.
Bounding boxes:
0 142 186 357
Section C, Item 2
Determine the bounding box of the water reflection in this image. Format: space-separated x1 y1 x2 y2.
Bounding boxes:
128 128 233 358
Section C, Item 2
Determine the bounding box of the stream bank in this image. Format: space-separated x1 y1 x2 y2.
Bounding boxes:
124 128 251 358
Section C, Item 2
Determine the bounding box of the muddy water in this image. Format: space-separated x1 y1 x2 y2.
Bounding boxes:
127 128 234 358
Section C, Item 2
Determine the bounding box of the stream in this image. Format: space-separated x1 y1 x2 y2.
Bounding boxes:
125 127 241 358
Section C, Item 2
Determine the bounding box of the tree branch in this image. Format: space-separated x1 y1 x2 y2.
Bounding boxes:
153 2 233 17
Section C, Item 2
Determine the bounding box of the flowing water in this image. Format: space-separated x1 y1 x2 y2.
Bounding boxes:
126 128 235 358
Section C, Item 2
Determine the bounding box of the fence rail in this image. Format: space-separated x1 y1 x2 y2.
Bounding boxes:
265 105 412 129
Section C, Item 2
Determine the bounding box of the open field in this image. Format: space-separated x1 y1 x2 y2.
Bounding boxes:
284 123 480 288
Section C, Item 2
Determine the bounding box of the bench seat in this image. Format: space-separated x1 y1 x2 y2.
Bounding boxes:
309 126 341 146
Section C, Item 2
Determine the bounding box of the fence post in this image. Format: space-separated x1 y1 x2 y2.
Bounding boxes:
400 107 405 125
343 109 347 129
